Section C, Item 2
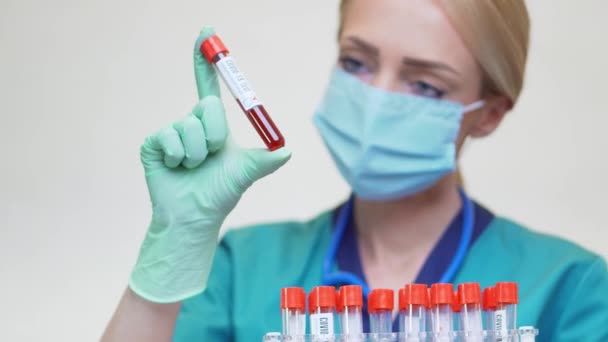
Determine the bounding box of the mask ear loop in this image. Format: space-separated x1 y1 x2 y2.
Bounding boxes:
463 100 485 113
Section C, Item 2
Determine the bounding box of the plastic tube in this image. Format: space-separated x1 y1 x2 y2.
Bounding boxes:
495 282 518 342
281 287 306 337
430 284 454 342
399 284 428 341
452 291 461 333
368 289 394 335
457 283 483 342
337 285 364 341
482 286 496 333
336 289 344 334
200 35 285 151
309 286 336 341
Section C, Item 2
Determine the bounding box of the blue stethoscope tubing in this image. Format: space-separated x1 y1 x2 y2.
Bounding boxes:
321 188 475 298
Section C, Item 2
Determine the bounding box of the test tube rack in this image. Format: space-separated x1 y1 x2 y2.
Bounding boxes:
263 326 539 342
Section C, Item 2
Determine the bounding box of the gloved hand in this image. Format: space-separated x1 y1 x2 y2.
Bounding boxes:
129 26 291 303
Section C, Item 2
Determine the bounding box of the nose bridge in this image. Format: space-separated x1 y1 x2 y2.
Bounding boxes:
369 68 400 93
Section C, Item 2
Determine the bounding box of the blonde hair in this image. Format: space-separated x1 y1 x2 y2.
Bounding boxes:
339 0 530 104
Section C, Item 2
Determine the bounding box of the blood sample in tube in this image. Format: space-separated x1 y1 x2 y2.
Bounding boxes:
200 35 285 151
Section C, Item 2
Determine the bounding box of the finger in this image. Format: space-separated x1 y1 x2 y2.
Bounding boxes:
193 26 221 100
192 96 228 153
241 147 292 183
156 126 185 168
173 115 208 169
140 134 165 172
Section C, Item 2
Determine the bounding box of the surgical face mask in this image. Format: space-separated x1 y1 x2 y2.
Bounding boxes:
313 68 484 201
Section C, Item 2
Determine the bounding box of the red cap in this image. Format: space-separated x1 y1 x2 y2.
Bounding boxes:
482 287 497 311
337 285 363 310
457 282 481 305
308 286 336 313
452 291 461 313
281 287 306 312
398 288 406 310
336 290 344 313
400 284 429 309
495 282 518 304
200 35 229 63
368 289 394 314
430 283 454 306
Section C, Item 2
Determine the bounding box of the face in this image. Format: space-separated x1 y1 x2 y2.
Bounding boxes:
339 0 510 149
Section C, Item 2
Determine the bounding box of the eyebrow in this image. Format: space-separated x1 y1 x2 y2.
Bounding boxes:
343 36 379 56
402 57 460 76
343 36 460 76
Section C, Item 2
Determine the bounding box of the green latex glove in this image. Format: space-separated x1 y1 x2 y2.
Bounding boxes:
129 26 291 303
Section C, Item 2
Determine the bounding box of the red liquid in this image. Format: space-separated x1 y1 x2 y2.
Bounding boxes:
237 100 285 151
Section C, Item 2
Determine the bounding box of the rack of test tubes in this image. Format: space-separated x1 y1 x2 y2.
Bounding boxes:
263 282 538 341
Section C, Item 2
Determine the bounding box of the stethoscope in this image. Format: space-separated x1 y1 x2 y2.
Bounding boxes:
321 188 475 298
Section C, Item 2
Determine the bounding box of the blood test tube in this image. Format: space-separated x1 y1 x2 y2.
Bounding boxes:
337 285 364 339
452 291 461 333
281 287 306 337
482 286 497 333
200 35 285 151
336 288 344 329
494 282 518 341
457 283 483 342
429 283 454 342
399 284 428 340
368 289 394 334
308 286 336 341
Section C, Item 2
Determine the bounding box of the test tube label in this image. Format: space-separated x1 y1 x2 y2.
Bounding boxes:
310 312 334 340
494 309 508 340
215 56 262 111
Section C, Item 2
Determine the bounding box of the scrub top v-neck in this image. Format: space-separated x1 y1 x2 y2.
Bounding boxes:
334 200 495 332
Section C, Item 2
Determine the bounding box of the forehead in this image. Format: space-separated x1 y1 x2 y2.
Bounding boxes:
341 0 476 72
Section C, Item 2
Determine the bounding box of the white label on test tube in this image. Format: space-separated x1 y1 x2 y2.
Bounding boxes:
310 312 334 340
214 56 262 111
494 309 507 341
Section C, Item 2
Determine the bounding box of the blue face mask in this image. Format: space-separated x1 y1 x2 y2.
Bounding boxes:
313 68 484 200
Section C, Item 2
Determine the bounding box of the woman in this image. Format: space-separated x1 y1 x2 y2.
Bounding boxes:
102 0 608 341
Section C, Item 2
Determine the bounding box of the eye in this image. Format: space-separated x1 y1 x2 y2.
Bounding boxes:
339 56 369 75
410 80 445 98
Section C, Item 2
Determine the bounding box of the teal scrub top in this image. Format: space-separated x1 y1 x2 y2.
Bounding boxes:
173 209 608 341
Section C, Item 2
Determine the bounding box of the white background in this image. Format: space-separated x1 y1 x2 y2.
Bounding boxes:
1 0 607 340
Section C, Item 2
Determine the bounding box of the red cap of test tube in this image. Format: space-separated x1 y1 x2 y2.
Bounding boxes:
457 282 481 305
400 284 429 310
281 287 306 313
430 283 454 306
452 291 461 313
482 287 497 311
495 282 518 304
200 35 229 63
336 289 344 313
337 285 363 311
308 286 336 313
368 289 394 314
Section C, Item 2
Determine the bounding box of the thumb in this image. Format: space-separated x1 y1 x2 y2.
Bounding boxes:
241 147 292 183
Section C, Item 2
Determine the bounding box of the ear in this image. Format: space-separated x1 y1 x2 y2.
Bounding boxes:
469 96 511 138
